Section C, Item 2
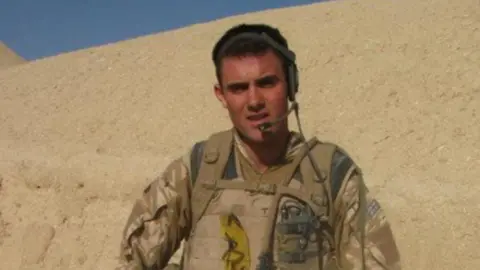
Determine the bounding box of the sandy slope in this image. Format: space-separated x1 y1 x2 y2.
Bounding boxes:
0 41 26 69
0 0 479 269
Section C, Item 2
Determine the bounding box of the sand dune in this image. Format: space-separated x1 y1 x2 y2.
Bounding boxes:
0 41 26 69
0 0 479 269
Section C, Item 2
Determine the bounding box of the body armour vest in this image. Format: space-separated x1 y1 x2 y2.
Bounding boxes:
181 130 365 270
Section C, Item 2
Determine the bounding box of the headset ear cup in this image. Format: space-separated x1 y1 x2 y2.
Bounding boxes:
287 63 299 102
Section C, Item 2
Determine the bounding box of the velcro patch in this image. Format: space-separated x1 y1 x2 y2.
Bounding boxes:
367 199 381 218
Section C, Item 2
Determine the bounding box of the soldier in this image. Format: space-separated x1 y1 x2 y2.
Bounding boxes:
117 23 401 270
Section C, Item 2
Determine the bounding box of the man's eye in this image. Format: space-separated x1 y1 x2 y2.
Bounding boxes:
228 83 249 93
256 76 278 88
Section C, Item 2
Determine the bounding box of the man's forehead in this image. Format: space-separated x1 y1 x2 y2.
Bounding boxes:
221 52 282 77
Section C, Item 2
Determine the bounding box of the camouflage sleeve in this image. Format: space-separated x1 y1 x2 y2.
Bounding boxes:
116 152 193 270
333 169 402 270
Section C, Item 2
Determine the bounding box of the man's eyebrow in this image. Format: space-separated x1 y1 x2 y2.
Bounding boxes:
224 74 279 89
255 74 279 84
225 81 249 89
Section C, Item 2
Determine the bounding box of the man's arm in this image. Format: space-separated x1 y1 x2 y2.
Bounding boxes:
117 155 192 270
333 167 402 270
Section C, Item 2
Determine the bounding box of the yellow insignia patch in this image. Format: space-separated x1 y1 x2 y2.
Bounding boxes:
219 212 251 270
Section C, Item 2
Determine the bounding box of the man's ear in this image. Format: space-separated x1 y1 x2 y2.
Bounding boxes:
214 83 227 108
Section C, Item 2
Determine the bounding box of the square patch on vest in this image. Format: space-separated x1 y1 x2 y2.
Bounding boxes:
367 199 381 218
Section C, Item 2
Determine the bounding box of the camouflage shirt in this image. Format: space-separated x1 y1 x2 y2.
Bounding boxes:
116 131 401 270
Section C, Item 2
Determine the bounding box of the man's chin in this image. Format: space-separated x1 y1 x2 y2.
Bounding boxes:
236 127 274 144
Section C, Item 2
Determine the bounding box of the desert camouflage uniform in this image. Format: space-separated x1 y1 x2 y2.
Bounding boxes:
116 129 401 270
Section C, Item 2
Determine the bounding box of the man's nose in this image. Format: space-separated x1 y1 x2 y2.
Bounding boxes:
247 86 265 111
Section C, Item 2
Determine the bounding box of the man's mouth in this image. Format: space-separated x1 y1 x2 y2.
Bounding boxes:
247 113 269 126
247 113 269 121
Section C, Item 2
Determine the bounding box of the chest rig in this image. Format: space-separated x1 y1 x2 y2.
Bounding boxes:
186 129 362 270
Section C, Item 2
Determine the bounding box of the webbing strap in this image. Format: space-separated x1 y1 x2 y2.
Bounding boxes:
189 130 235 235
257 138 319 270
190 141 205 185
330 151 354 201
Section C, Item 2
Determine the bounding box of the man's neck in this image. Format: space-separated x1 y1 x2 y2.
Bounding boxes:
236 129 291 173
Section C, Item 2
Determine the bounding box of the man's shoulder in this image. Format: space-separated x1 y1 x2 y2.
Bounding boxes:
308 137 361 201
309 137 359 172
183 129 235 183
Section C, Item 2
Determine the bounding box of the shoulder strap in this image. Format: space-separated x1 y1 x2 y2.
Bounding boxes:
299 140 357 216
190 140 206 186
298 140 337 219
330 146 355 201
188 129 235 233
300 139 367 269
257 137 322 269
328 145 367 269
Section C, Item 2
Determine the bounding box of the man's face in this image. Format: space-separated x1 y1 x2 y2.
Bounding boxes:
214 49 289 144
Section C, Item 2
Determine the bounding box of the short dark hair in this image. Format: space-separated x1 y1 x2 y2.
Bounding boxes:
212 23 291 84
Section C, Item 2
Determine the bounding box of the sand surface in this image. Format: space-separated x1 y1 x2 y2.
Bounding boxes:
0 0 479 269
0 41 26 69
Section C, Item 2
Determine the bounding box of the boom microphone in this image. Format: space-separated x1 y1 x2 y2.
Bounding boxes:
257 101 298 132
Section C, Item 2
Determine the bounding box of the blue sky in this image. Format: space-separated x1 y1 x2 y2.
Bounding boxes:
0 0 320 60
